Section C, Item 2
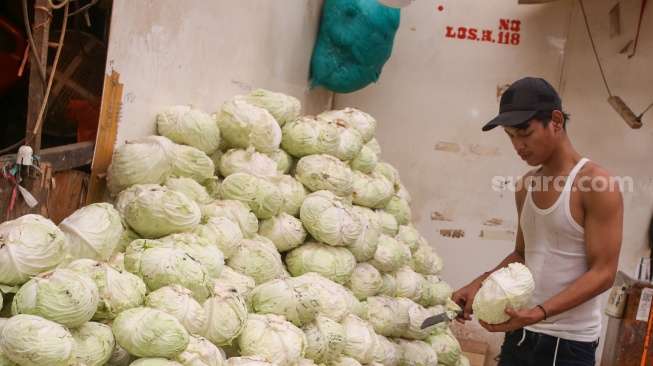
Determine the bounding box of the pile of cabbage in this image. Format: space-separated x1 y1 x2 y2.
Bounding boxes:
0 89 469 366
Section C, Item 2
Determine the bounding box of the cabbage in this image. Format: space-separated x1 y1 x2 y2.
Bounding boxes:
472 263 535 324
170 143 215 183
387 297 412 338
383 195 411 226
223 356 277 366
423 328 462 365
258 212 307 252
237 313 307 366
293 273 354 322
0 214 68 286
376 210 398 236
339 314 379 364
66 259 146 320
164 176 213 204
220 173 283 219
105 342 134 366
130 358 183 366
327 355 362 366
395 339 438 366
395 182 413 205
351 171 393 209
376 273 397 297
243 89 301 127
159 233 225 278
410 241 444 276
112 307 189 358
285 241 357 285
345 205 381 262
70 322 115 366
264 175 308 217
361 296 397 337
199 284 249 346
295 154 354 197
156 105 221 155
247 276 320 326
113 184 163 217
59 203 122 261
0 314 77 366
106 135 175 196
317 108 377 144
200 200 259 238
331 119 363 161
226 238 283 285
301 315 346 363
364 138 382 160
395 225 421 254
215 99 282 153
280 116 339 157
425 275 454 306
401 300 432 340
124 239 214 302
218 147 279 177
194 216 243 259
348 145 378 174
369 234 408 274
300 190 362 247
124 187 201 239
394 267 428 305
373 161 398 187
215 266 256 298
264 148 294 174
203 176 222 199
12 268 99 328
173 334 225 366
346 262 383 301
145 285 205 335
375 334 402 366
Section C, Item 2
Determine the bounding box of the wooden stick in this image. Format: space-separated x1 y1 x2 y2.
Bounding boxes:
85 70 123 205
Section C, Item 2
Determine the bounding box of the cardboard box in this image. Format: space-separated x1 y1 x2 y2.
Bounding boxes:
457 338 489 366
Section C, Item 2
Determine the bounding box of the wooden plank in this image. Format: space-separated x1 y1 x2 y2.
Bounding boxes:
0 162 52 221
25 0 50 152
48 170 89 224
86 71 123 205
38 141 95 172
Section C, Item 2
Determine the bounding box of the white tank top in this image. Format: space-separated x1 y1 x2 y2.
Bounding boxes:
521 158 601 342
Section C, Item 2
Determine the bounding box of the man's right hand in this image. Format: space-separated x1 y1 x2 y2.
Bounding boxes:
451 279 484 324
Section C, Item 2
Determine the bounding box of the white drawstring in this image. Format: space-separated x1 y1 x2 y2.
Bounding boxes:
517 328 527 346
552 337 560 365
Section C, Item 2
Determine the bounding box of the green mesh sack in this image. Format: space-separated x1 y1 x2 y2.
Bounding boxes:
310 0 400 93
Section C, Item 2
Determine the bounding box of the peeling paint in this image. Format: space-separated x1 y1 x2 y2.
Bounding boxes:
434 141 462 153
434 141 500 157
439 229 465 238
483 218 503 226
430 211 452 221
479 229 515 241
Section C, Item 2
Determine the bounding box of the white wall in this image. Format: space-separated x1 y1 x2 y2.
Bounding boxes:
333 0 653 361
106 0 333 147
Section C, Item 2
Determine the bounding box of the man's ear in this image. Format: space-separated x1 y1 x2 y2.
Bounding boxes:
551 110 564 131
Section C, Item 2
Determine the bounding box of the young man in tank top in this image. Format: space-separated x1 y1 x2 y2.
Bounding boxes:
452 77 624 365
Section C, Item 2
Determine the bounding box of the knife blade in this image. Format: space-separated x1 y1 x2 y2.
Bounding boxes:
420 311 463 329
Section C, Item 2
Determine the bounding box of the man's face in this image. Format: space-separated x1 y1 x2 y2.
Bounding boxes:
503 119 556 166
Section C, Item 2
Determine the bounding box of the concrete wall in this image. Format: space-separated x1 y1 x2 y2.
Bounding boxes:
106 0 333 147
332 0 653 362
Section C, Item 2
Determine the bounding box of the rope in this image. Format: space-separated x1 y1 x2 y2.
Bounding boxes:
579 0 612 97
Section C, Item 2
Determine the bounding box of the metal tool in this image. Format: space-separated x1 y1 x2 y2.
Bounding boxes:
420 311 463 329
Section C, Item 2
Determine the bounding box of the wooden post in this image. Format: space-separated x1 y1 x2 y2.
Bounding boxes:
25 0 50 152
85 70 123 205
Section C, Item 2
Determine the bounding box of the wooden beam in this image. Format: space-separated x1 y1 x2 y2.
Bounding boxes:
86 70 123 204
38 141 95 172
25 0 50 152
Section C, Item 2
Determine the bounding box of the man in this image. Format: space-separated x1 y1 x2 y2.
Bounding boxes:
452 77 623 365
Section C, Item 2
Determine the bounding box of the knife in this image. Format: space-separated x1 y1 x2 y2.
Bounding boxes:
420 311 463 329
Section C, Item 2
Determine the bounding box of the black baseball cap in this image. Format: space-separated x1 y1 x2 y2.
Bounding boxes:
482 77 562 131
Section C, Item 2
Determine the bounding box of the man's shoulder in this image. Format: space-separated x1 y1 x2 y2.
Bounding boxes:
576 160 624 198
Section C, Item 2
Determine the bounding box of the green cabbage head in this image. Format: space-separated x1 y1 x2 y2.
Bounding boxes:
472 263 534 325
156 104 221 155
112 307 189 358
237 314 307 366
243 88 301 127
58 202 122 261
215 99 282 153
70 322 115 366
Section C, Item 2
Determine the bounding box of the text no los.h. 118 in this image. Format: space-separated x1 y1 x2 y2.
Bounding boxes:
445 19 521 45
